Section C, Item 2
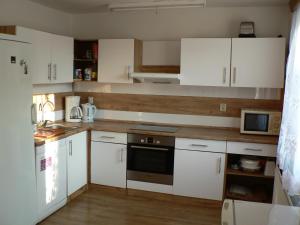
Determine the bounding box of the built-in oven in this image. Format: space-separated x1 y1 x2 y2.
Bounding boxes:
127 133 175 185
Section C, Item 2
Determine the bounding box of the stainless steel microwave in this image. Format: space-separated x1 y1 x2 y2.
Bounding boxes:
240 109 282 135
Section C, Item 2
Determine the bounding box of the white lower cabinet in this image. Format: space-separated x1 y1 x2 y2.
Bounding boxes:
91 141 127 188
66 131 87 196
173 149 225 201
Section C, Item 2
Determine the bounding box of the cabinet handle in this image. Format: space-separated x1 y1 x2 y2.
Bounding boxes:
127 65 131 80
53 64 57 80
223 68 226 84
244 148 263 152
120 148 125 162
48 63 51 80
191 144 208 148
232 67 237 84
217 157 222 174
100 136 115 139
69 140 72 156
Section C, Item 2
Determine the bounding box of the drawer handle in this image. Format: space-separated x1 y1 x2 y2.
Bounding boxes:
131 145 169 151
100 136 115 139
191 144 208 148
244 148 263 152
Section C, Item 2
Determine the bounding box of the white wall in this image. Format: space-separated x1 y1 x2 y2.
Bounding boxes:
0 0 73 36
72 6 291 40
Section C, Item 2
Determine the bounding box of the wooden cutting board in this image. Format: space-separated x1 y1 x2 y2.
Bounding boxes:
34 128 65 139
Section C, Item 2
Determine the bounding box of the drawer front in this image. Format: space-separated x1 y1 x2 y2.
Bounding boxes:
227 141 277 157
175 138 226 153
91 131 127 144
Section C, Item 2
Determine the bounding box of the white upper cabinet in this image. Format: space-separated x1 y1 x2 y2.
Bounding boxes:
30 29 73 84
231 38 286 88
180 38 286 88
98 39 142 84
51 34 74 83
31 30 52 84
180 38 231 87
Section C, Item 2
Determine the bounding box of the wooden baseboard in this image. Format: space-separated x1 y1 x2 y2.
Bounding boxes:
88 184 222 208
67 185 88 202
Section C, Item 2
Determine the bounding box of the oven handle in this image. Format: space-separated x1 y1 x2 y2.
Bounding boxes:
130 145 170 151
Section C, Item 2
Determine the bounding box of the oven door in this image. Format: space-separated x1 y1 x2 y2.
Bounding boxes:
127 144 174 185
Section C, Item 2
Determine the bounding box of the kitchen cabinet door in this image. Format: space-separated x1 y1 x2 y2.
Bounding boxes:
66 131 87 196
231 38 286 88
51 34 74 83
31 30 52 84
180 38 231 87
173 149 225 200
98 39 134 84
36 139 67 221
91 141 127 188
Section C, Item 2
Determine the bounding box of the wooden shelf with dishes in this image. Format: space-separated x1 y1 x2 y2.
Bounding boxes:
226 168 274 179
73 40 98 82
224 154 276 203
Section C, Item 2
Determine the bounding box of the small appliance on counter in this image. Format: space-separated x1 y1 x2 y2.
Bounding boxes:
240 109 282 135
81 103 97 123
65 96 83 122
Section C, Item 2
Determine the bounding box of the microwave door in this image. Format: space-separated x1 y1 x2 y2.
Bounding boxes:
245 113 269 132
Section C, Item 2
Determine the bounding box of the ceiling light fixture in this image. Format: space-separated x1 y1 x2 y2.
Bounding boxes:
108 0 206 11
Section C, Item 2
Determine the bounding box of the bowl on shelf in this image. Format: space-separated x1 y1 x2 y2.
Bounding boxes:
240 157 261 172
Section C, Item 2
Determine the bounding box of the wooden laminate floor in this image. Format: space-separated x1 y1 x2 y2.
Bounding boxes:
40 185 221 225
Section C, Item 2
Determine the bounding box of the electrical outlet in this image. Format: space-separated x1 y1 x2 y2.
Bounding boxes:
220 103 227 112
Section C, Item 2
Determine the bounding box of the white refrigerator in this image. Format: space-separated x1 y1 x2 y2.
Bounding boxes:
0 36 37 224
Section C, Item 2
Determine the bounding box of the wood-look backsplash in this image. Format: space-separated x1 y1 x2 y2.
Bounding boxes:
32 91 282 118
76 92 283 118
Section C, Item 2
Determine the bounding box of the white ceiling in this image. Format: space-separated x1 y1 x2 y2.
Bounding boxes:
28 0 289 14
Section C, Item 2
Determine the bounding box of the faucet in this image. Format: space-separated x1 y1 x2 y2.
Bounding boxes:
38 98 55 128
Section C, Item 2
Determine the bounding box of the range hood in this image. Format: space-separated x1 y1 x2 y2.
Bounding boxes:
129 72 180 84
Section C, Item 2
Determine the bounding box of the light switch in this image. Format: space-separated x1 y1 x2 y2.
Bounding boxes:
220 103 227 112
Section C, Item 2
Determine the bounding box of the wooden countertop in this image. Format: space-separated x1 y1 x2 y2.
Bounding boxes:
34 119 279 147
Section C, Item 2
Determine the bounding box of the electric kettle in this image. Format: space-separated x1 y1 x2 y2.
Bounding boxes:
81 103 97 123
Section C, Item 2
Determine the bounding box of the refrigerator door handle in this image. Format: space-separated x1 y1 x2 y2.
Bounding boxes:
31 103 38 124
20 60 28 75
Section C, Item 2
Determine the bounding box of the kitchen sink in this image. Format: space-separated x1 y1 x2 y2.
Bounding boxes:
45 124 66 129
45 124 80 130
35 124 81 139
